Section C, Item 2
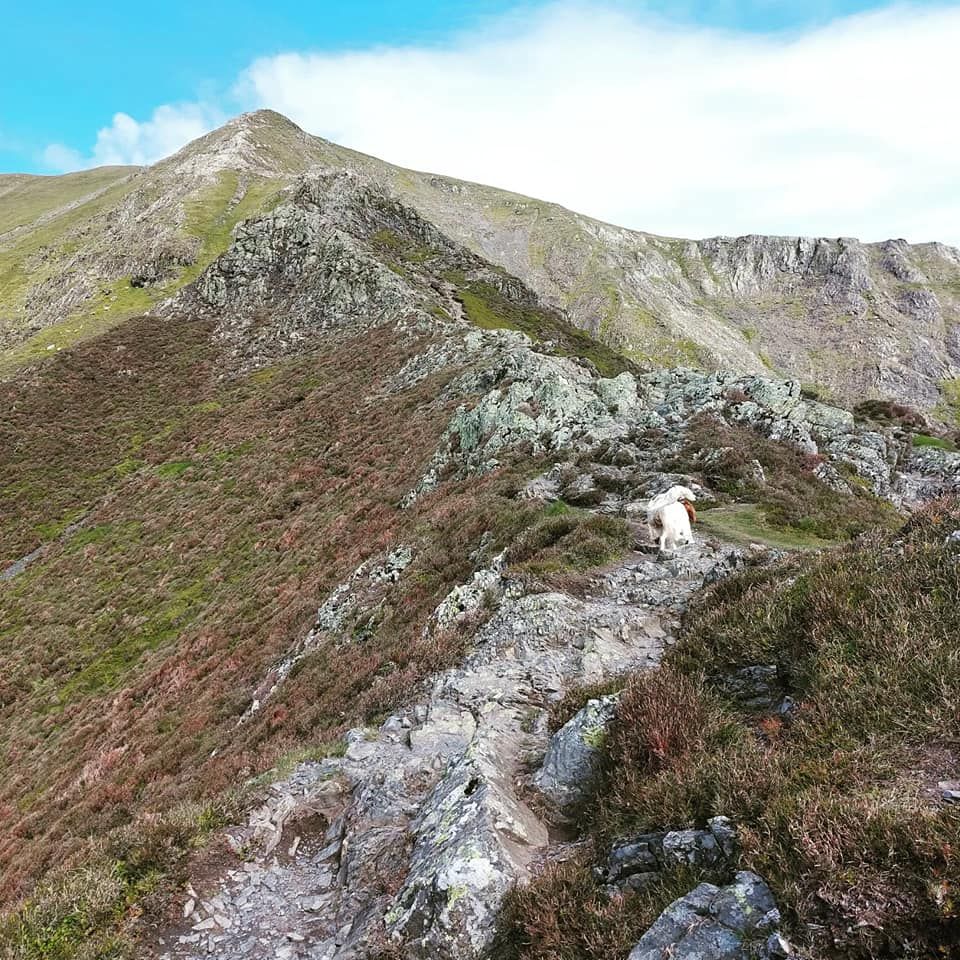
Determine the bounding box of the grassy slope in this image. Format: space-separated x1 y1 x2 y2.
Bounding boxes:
696 503 834 550
0 285 640 957
0 168 137 237
0 310 462 898
0 171 284 377
498 501 960 960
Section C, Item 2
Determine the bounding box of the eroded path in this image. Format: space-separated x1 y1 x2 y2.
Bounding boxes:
152 526 743 960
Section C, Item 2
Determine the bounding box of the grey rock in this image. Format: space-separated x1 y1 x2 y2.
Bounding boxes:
714 665 780 709
603 817 737 889
533 696 619 810
562 472 605 506
627 872 790 960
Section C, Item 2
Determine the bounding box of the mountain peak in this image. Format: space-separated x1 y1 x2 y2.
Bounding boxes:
156 109 318 179
226 109 306 135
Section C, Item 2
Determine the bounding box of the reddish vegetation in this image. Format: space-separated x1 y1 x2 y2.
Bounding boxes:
0 311 538 904
497 500 960 960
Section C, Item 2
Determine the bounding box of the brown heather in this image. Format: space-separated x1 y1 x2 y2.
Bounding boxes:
0 309 548 930
497 499 960 960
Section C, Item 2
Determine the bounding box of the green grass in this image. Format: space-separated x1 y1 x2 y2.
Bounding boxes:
457 280 639 379
697 503 835 550
936 379 960 426
0 168 135 237
0 176 140 345
0 172 283 378
912 433 956 451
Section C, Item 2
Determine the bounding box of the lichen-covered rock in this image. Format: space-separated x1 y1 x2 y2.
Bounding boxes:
384 741 547 958
408 351 651 500
627 871 791 960
895 444 960 507
533 695 619 810
431 553 507 627
714 665 781 709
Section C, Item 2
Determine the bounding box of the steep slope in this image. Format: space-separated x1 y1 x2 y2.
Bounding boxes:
3 111 960 419
2 159 958 959
0 167 647 917
0 112 336 370
394 179 960 410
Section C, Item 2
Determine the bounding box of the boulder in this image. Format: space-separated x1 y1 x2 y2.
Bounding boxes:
533 695 619 810
627 871 791 960
602 817 737 892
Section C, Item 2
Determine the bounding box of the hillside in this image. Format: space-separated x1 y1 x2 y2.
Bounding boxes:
3 111 960 419
1 114 959 960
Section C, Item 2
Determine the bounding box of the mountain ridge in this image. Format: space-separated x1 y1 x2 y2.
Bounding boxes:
2 125 959 960
3 109 959 421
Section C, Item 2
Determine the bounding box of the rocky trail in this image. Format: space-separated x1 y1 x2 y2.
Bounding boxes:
150 517 746 960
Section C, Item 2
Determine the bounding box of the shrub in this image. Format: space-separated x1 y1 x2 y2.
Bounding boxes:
505 510 632 585
854 398 927 431
491 855 701 960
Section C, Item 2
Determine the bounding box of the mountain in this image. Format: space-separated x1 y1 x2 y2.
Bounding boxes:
3 110 960 419
1 112 959 960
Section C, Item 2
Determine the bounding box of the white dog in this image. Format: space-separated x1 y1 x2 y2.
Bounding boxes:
646 485 697 551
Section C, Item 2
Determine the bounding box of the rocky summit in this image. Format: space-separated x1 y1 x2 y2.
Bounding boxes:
2 112 959 960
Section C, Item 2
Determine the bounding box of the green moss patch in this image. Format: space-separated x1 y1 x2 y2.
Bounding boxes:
697 503 835 550
457 280 639 379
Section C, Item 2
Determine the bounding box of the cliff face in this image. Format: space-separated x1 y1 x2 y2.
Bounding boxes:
389 179 960 414
3 111 959 417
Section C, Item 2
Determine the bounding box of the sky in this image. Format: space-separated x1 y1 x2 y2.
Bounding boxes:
2 1 959 244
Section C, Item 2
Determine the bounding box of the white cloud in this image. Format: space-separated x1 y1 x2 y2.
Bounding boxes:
43 3 960 245
239 2 960 245
42 103 224 171
41 142 86 171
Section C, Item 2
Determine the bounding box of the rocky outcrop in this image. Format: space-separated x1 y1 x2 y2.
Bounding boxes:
533 695 619 811
626 872 792 960
154 518 744 959
407 350 960 509
599 817 738 895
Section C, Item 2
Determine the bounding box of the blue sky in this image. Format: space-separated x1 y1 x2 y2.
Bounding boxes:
2 1 959 244
0 1 909 173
